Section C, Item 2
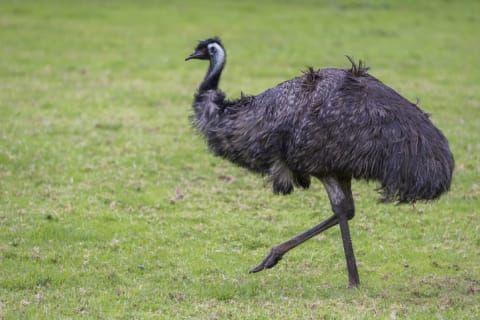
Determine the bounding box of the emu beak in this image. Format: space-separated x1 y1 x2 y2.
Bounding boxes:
185 49 207 61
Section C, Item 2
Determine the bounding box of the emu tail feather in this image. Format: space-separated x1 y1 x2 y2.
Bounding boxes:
378 133 454 203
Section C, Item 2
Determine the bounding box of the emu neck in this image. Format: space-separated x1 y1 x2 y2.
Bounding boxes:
199 55 225 92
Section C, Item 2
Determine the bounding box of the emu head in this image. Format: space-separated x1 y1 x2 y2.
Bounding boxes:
185 37 225 62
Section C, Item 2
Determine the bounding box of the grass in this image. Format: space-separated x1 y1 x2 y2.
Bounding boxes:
1 0 479 318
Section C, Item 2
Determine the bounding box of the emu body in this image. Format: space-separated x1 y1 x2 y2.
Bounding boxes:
186 38 454 287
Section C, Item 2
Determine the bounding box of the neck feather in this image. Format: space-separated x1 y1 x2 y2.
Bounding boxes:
200 44 225 92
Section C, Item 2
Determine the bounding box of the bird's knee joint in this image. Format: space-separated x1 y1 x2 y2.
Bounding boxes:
333 204 355 220
347 208 355 220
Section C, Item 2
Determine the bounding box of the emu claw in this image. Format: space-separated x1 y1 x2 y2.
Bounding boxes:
249 248 283 273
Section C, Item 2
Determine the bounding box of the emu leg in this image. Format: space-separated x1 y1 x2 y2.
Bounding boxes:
322 177 360 287
338 213 360 287
249 214 338 273
250 176 360 288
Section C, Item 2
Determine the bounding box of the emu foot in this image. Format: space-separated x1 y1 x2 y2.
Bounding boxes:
249 248 284 273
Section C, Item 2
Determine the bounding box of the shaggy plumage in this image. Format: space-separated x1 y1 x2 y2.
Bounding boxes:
186 37 454 287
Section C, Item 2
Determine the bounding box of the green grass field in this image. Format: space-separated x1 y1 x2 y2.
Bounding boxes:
1 0 479 318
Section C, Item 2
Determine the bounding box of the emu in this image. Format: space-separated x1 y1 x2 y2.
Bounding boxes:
185 37 454 287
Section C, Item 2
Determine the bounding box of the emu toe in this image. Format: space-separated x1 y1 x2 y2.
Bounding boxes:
249 248 284 273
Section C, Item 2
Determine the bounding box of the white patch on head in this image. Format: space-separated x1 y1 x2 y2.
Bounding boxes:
207 42 225 75
207 43 224 58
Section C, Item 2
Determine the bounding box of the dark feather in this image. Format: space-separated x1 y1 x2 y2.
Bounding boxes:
189 39 454 203
186 37 455 287
346 55 370 76
301 66 322 92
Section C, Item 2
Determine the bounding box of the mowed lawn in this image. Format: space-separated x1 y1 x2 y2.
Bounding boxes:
1 0 479 318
